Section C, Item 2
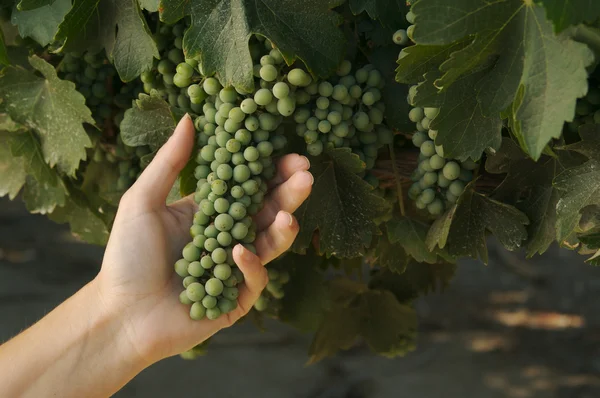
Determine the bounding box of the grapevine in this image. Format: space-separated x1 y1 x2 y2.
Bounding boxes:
1 0 600 363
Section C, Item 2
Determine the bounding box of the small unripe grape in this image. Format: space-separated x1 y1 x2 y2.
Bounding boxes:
393 29 409 45
205 278 224 296
409 107 424 122
203 78 221 95
443 161 461 180
186 282 206 302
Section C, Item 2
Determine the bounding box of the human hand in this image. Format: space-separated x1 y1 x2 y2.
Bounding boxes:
94 115 313 365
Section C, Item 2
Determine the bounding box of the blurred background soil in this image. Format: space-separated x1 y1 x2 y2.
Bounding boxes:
1 198 599 398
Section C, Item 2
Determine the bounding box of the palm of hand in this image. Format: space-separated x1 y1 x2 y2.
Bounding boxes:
95 116 313 363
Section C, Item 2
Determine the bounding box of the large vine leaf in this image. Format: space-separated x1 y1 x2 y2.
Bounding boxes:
554 161 600 242
10 131 68 213
553 125 600 241
276 251 329 332
49 196 110 245
413 70 503 161
11 0 71 46
370 262 457 303
373 234 409 274
349 0 405 29
121 92 185 151
292 148 391 258
396 40 469 84
0 118 27 199
409 0 592 160
309 280 417 362
536 0 600 33
0 56 93 176
172 0 346 92
55 0 157 82
387 216 452 264
17 0 57 10
486 138 566 257
426 181 529 264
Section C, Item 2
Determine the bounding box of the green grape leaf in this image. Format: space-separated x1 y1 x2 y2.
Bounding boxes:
0 29 8 66
359 289 417 357
293 148 391 258
276 251 329 333
179 155 198 198
56 0 157 82
370 262 457 303
410 0 592 160
49 197 110 245
486 138 565 256
108 0 160 82
10 131 68 214
309 281 417 362
426 181 529 264
22 175 67 214
373 234 409 274
535 0 600 32
0 55 93 176
174 0 346 92
308 305 360 364
554 160 600 241
54 0 101 48
11 0 70 46
17 0 56 10
349 0 405 29
138 0 159 12
414 71 503 162
395 40 469 84
0 133 27 199
121 92 183 151
387 216 452 264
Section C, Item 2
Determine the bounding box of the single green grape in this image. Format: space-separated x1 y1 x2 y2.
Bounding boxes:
190 302 206 320
186 282 206 302
205 278 224 297
214 263 232 280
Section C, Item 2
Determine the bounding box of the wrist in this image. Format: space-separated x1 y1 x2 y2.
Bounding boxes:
86 277 154 370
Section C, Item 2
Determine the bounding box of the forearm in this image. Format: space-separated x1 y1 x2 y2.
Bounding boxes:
0 280 148 398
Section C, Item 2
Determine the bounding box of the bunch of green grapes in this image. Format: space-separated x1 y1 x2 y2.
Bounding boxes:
91 135 151 191
59 51 142 128
174 39 300 321
406 93 478 215
293 61 394 169
253 267 291 312
566 80 600 133
140 21 205 114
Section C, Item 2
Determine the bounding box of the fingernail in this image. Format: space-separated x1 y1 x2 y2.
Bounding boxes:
183 113 192 121
301 155 311 170
304 171 314 186
236 244 246 258
284 211 294 226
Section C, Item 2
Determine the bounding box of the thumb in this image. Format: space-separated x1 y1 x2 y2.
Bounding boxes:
129 114 195 209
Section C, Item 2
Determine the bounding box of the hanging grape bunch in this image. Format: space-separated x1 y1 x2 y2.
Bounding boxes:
140 21 204 115
253 267 291 313
59 51 142 128
406 88 478 216
293 61 394 169
173 35 300 321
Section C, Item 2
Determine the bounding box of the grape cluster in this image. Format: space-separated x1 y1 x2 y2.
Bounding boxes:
253 267 291 312
173 38 300 321
91 135 151 191
60 51 142 128
291 62 393 169
140 21 205 114
406 87 478 216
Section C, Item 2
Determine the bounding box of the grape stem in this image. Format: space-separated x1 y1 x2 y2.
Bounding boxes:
387 142 405 216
